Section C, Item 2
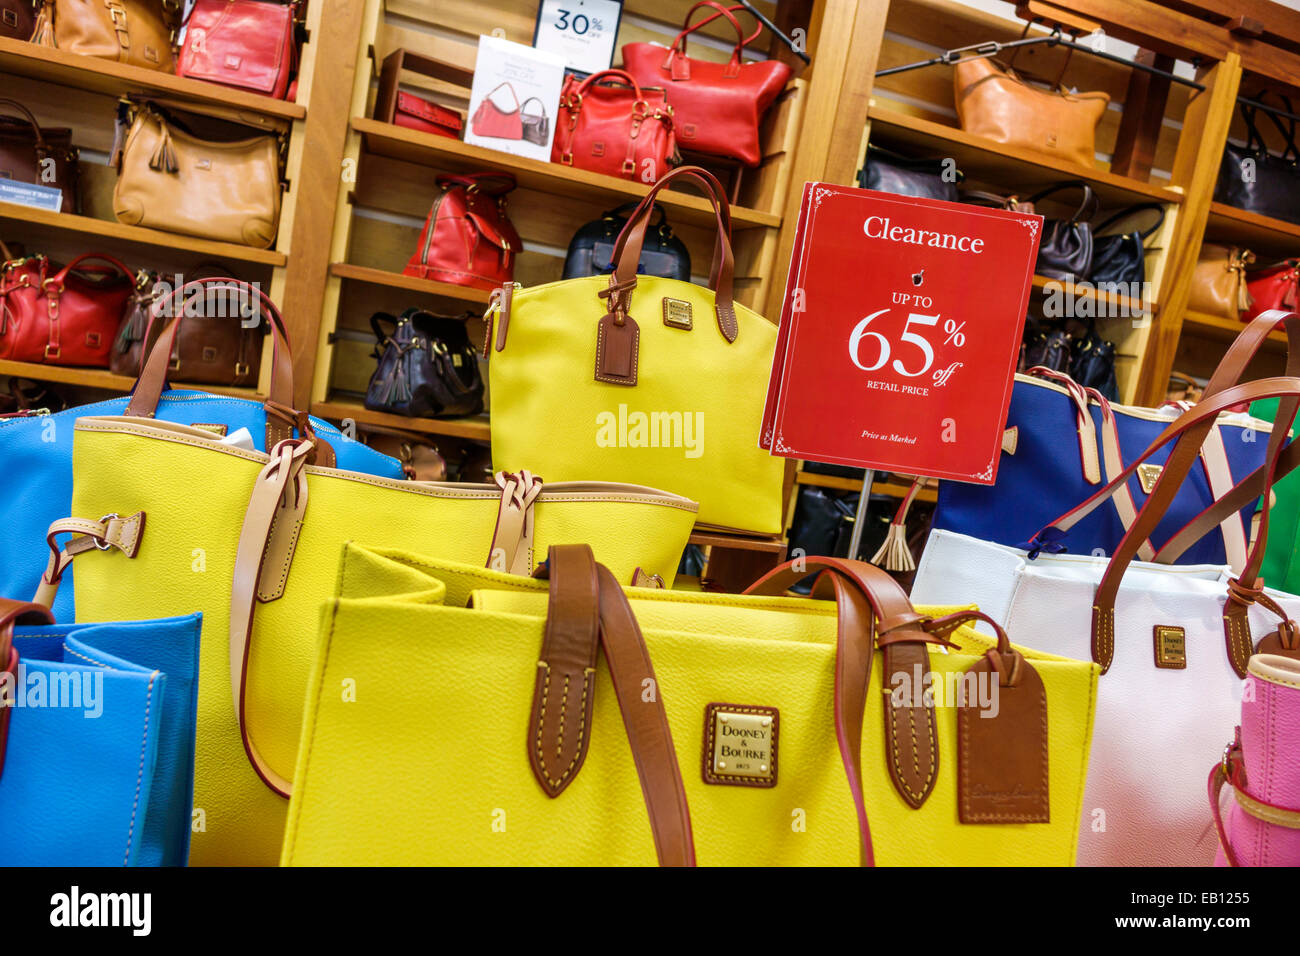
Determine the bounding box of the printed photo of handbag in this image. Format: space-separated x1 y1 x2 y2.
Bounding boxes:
470 81 524 140
364 308 485 419
403 172 521 290
177 0 299 100
520 96 550 146
621 1 791 167
551 69 676 182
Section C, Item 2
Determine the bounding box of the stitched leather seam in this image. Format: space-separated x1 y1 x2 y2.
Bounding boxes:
258 510 303 602
958 679 1049 822
595 320 639 385
533 664 593 788
1256 672 1300 690
124 671 158 866
886 696 935 802
62 643 112 668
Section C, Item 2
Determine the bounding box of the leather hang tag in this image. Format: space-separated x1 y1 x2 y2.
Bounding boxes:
957 652 1050 824
1256 622 1300 660
595 312 639 386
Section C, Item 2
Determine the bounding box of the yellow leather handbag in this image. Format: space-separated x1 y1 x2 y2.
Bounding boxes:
484 166 785 536
281 544 1100 866
58 417 697 866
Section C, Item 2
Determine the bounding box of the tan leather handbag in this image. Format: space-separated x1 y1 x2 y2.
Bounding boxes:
32 0 178 72
954 57 1108 169
1188 244 1255 320
112 102 282 249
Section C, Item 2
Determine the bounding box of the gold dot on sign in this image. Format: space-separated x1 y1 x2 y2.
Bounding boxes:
718 762 727 770
761 717 771 726
720 715 728 723
760 765 768 772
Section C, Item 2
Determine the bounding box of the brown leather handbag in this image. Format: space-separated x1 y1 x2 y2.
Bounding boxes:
110 265 263 386
1 0 35 39
32 0 178 71
112 100 283 248
1188 244 1255 320
953 56 1108 169
0 98 79 213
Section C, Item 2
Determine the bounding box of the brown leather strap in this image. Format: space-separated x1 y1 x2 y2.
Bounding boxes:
0 98 50 152
35 513 147 607
0 597 56 780
608 166 738 342
532 545 696 866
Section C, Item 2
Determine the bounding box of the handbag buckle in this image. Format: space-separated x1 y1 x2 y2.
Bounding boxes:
43 344 60 360
560 151 574 166
235 362 251 377
621 158 636 175
93 514 121 551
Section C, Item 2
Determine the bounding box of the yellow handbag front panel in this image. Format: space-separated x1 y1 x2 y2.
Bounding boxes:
282 546 1099 866
68 419 697 865
489 274 786 535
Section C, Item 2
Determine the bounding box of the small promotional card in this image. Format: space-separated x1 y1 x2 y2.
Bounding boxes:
464 35 566 161
762 184 1042 484
0 180 63 212
532 0 623 75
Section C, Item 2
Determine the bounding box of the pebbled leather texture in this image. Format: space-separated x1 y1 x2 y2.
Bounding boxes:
0 391 405 622
280 544 1097 866
0 613 201 866
67 417 697 865
934 373 1275 565
912 528 1300 866
1215 655 1300 866
177 0 297 99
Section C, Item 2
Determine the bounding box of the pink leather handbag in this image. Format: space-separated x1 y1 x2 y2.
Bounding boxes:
1211 653 1300 866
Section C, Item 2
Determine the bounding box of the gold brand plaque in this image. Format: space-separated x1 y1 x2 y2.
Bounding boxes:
662 298 693 330
1154 625 1187 669
702 703 778 787
1137 463 1164 495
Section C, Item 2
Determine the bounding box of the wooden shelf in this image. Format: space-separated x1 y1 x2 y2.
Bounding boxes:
795 469 939 503
688 529 788 553
1205 203 1300 260
0 201 287 266
0 358 260 396
312 399 491 441
1180 309 1287 348
1030 273 1152 317
0 36 305 121
329 263 493 304
866 104 1184 208
353 117 782 231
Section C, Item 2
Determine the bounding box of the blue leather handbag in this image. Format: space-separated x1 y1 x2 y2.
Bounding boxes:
933 370 1275 567
0 600 202 866
0 280 402 620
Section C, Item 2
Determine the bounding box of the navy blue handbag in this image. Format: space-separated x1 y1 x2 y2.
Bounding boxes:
933 370 1275 567
0 600 202 866
0 279 403 620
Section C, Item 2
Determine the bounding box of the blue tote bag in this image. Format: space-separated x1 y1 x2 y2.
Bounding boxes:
0 599 202 866
933 370 1276 568
0 279 402 619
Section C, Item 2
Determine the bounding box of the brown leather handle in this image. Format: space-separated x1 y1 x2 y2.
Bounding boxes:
609 166 738 342
0 98 49 151
0 596 56 780
574 69 649 103
531 545 696 866
51 253 134 285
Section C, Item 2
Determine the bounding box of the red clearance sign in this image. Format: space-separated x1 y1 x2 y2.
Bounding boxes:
761 183 1042 484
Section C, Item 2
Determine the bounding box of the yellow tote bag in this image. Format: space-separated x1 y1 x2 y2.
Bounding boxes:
485 166 785 535
282 545 1099 866
62 416 698 866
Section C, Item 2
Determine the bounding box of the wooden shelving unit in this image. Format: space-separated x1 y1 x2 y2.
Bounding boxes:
310 399 490 441
795 469 939 503
0 358 260 397
328 262 493 304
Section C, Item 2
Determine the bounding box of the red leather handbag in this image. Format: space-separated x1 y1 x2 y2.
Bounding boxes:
551 70 676 182
176 0 298 100
395 92 463 139
622 1 791 167
0 253 137 367
1243 259 1299 322
470 83 524 140
403 173 521 291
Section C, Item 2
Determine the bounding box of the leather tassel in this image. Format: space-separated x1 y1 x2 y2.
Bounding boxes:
149 122 178 174
869 476 928 573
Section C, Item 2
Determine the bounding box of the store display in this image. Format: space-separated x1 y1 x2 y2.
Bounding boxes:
1188 243 1254 320
562 201 690 280
470 82 526 140
109 265 263 385
1020 322 1072 373
112 101 283 249
486 166 785 535
1026 181 1098 281
532 0 623 74
364 308 484 419
933 369 1273 569
1090 203 1164 287
0 278 405 621
176 0 299 100
0 98 79 213
392 92 463 139
1211 654 1300 867
32 0 178 71
1 0 34 39
1214 93 1300 225
621 1 792 167
0 598 201 867
953 56 1108 168
1243 258 1299 322
282 544 1097 865
464 35 564 160
0 253 136 367
861 144 961 201
551 69 676 182
403 172 521 290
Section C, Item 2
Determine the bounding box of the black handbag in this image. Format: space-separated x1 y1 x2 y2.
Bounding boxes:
1090 202 1165 288
861 144 962 201
1214 92 1300 226
1069 320 1119 401
520 97 550 147
364 309 484 419
1026 181 1098 281
1020 318 1072 373
561 201 690 281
